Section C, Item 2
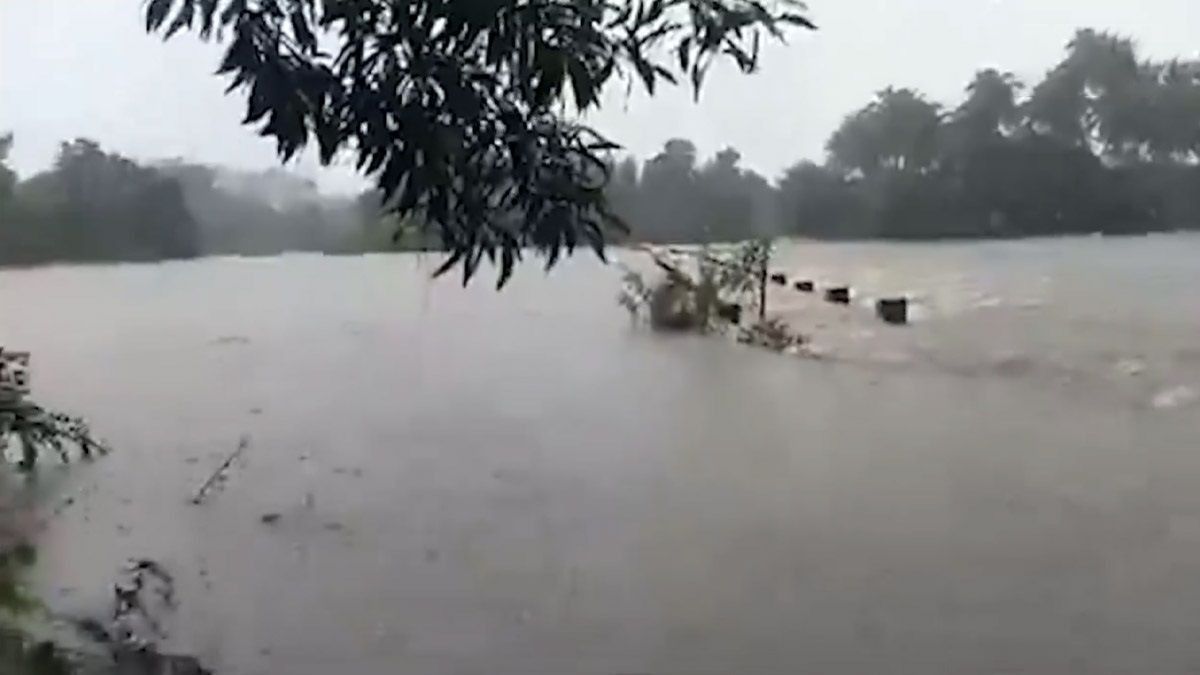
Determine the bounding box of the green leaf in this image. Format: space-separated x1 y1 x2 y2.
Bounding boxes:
568 58 597 110
198 0 218 38
630 51 656 94
432 248 465 278
244 80 271 123
165 0 195 38
291 11 316 52
534 46 567 107
496 241 517 289
220 0 247 25
145 0 174 32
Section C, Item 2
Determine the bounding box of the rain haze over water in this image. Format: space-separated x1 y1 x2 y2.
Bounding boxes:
2 235 1200 673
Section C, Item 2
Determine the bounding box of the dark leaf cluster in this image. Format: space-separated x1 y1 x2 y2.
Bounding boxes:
145 0 814 285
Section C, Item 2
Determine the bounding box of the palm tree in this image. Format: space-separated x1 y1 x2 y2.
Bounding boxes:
948 69 1022 149
827 88 943 176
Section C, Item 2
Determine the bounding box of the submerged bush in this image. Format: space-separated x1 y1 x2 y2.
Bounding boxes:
619 240 771 333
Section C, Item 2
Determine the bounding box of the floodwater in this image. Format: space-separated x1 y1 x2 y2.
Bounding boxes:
2 234 1200 674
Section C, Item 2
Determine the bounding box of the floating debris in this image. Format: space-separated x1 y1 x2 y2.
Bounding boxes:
260 513 281 525
189 435 250 505
1152 385 1198 410
1114 358 1146 377
60 558 214 674
738 319 805 352
798 343 832 360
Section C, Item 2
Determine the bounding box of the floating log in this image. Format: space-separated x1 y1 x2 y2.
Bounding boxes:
793 280 814 292
824 286 851 304
769 272 788 286
190 435 250 505
876 297 908 325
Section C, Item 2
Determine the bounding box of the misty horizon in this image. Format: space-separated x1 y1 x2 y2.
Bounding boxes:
2 0 1198 194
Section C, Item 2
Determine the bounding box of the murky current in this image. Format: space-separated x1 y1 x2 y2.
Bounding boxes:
2 234 1200 674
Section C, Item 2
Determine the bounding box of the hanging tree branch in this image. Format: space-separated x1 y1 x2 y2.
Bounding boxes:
144 0 815 287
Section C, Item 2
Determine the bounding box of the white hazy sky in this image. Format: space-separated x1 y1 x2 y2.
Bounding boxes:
2 0 1198 194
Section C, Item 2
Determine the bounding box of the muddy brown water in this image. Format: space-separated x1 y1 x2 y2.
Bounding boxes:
2 235 1200 674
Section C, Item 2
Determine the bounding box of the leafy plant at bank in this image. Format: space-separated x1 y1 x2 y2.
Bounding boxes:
0 542 75 675
0 403 108 474
0 351 109 674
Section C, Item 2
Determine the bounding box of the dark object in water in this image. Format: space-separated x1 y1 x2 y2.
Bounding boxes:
716 302 743 325
648 279 699 331
190 435 250 505
793 280 814 292
824 287 851 304
260 513 281 525
876 297 908 325
769 272 788 286
112 649 212 674
52 559 212 675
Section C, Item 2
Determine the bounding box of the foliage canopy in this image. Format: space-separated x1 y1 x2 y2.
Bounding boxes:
145 0 815 286
773 29 1200 239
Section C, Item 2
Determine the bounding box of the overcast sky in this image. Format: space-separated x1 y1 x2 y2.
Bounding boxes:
2 0 1198 194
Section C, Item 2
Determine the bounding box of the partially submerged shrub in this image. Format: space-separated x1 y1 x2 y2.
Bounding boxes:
648 276 701 331
617 268 652 323
619 240 772 333
1 349 107 472
0 401 108 473
0 348 111 674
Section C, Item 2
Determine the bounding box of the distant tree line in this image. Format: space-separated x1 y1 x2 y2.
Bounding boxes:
3 28 1198 265
156 161 367 255
611 28 1200 242
0 137 200 264
608 140 780 243
0 136 404 266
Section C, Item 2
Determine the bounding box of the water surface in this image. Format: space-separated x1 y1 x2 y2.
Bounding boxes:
2 235 1199 674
